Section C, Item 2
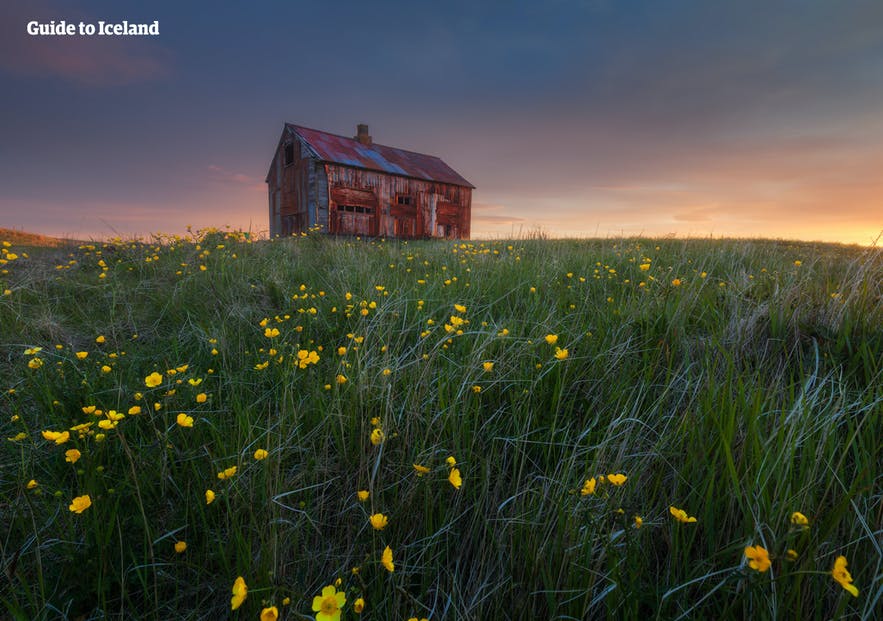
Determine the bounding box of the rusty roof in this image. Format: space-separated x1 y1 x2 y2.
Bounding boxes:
285 123 474 188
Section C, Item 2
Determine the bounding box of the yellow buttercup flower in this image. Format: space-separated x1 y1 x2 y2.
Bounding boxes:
357 489 369 502
65 449 82 463
634 515 643 528
353 597 365 613
174 541 187 553
145 372 163 388
75 351 88 360
581 477 597 496
370 428 385 446
195 393 207 403
744 545 771 572
176 413 194 428
42 430 70 445
446 456 457 467
448 468 462 489
554 347 569 360
231 576 247 610
669 506 697 523
205 489 216 505
790 511 809 527
413 463 430 476
671 278 682 286
607 473 627 486
312 584 346 621
454 303 467 313
544 334 558 345
253 448 268 460
482 361 494 372
381 545 395 572
217 466 237 480
264 327 280 338
260 606 278 621
27 479 38 489
69 494 92 514
369 513 389 530
336 374 348 384
831 555 859 597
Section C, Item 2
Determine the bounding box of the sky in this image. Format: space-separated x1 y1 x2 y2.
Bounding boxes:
1 0 882 245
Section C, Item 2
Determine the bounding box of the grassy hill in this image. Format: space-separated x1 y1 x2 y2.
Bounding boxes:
1 230 880 620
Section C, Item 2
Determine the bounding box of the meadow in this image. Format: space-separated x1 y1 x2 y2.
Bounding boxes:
1 230 880 620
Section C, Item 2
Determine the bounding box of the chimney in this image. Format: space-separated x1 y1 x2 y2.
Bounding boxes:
355 124 372 145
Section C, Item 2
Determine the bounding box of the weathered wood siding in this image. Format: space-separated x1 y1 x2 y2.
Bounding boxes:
324 164 471 239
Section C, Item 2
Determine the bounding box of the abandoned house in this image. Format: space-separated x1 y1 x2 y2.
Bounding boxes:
266 123 474 239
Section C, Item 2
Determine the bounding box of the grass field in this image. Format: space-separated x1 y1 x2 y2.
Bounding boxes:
1 230 880 620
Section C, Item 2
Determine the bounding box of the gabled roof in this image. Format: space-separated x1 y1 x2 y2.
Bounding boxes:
283 123 474 188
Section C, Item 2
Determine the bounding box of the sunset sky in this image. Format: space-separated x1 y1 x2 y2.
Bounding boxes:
1 1 882 245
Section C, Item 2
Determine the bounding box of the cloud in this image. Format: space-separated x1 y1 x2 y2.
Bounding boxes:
0 1 169 85
207 165 265 193
471 202 527 226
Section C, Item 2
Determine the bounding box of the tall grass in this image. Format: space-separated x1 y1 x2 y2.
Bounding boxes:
1 232 880 620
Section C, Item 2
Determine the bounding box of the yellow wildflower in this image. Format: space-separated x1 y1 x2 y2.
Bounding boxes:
176 413 194 428
69 494 92 514
581 478 597 495
231 576 247 610
95 335 105 344
634 515 643 528
790 511 809 527
42 430 70 445
357 490 369 502
128 405 141 415
744 545 771 572
195 393 207 403
669 506 697 523
312 584 346 621
205 489 216 505
353 597 365 613
253 448 268 460
554 347 569 360
65 449 82 463
671 278 682 286
544 334 558 345
482 361 494 373
413 463 430 476
454 304 467 313
381 545 395 572
75 351 89 360
831 556 859 597
336 374 347 384
145 372 163 387
260 606 278 621
264 327 280 338
370 428 384 445
27 479 38 489
369 513 389 530
607 473 627 486
28 358 43 369
217 466 237 480
448 468 462 489
446 456 457 467
174 541 187 553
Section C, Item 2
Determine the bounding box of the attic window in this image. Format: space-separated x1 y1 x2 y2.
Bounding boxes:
396 195 413 206
284 142 294 166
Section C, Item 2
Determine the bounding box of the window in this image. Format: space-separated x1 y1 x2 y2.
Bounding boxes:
396 195 413 206
284 142 294 166
339 205 374 214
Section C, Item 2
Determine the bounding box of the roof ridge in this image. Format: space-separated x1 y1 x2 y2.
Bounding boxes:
286 123 446 161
